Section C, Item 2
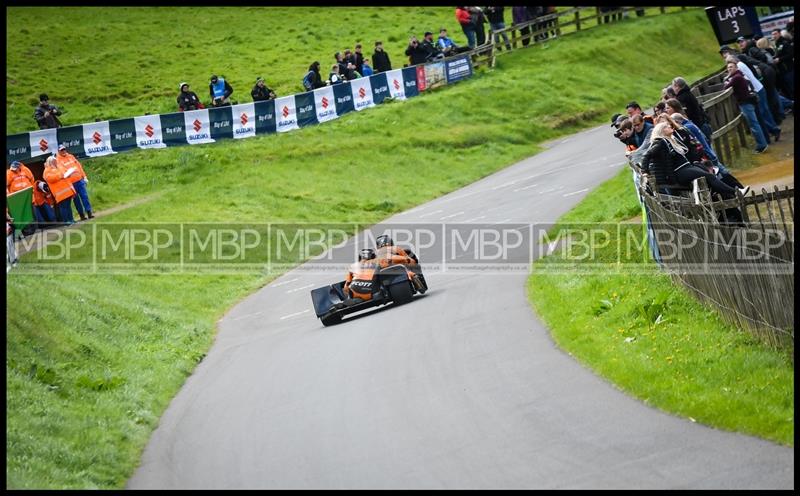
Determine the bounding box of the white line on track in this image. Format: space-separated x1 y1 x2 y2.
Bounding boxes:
495 218 512 224
492 180 518 190
439 211 464 220
279 309 310 320
463 215 486 223
513 183 538 192
286 284 315 294
269 277 299 288
418 209 444 218
563 188 589 197
231 311 264 321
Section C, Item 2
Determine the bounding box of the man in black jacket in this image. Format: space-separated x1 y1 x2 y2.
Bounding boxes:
420 31 443 61
177 83 205 111
372 41 392 73
405 36 428 65
33 94 62 129
251 77 276 101
209 74 234 107
671 77 712 140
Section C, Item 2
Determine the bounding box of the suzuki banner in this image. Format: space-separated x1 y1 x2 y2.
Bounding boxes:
231 103 257 140
254 100 277 135
57 126 84 157
82 120 116 158
386 69 407 100
183 109 215 145
350 77 375 111
28 128 57 159
313 85 338 124
275 96 299 133
403 66 421 98
208 106 234 141
332 83 355 116
134 114 168 149
370 73 390 105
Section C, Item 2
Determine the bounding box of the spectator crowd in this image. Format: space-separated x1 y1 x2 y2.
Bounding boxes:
611 25 794 220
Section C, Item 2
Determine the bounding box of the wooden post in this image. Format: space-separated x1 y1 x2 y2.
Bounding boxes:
660 7 666 14
575 9 581 31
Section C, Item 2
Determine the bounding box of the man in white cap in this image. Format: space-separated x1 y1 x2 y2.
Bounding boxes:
177 82 204 111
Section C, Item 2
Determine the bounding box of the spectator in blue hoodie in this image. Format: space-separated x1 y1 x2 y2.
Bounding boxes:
361 58 374 77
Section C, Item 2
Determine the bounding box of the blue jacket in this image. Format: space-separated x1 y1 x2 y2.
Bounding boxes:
683 119 718 163
633 120 653 148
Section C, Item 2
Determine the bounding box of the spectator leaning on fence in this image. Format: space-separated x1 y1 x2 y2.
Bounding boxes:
642 121 746 198
251 77 276 101
631 114 653 149
722 59 770 153
512 6 532 47
455 6 477 49
55 144 93 220
484 6 512 51
720 47 782 141
43 155 76 225
177 82 204 111
625 101 654 125
372 41 392 73
671 76 713 141
33 93 63 129
209 74 233 107
328 64 343 85
420 31 444 61
437 28 469 56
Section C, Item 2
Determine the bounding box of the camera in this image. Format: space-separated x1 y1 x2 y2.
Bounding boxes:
613 128 623 139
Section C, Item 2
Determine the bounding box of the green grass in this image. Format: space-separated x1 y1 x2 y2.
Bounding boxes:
7 7 731 488
528 168 794 446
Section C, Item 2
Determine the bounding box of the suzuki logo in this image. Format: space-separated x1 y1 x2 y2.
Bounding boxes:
321 96 329 109
39 139 49 152
144 124 154 137
193 119 202 132
358 87 366 99
393 79 400 90
282 106 290 118
92 131 102 145
240 113 248 125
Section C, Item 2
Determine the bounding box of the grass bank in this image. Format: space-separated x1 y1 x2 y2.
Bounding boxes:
7 8 726 488
527 168 794 446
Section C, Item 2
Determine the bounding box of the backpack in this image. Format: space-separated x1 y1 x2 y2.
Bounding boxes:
302 70 315 91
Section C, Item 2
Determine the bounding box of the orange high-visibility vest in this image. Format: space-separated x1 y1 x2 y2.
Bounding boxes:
55 152 86 183
6 165 35 193
32 182 55 206
43 166 75 203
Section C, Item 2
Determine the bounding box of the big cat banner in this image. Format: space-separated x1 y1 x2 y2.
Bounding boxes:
402 66 420 98
231 103 256 139
370 73 390 105
254 100 276 135
158 113 187 147
56 126 84 157
109 118 137 152
386 69 407 100
82 120 116 157
134 114 167 149
313 85 338 123
183 109 215 145
332 83 354 116
208 106 233 141
275 96 299 133
350 77 374 111
7 133 31 163
295 92 318 128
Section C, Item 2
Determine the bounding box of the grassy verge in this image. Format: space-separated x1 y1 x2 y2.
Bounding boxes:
527 168 794 446
7 8 729 488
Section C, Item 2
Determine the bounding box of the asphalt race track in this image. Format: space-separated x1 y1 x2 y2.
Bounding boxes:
128 125 794 489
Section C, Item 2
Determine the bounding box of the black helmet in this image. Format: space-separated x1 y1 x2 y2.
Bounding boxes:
375 234 393 249
358 248 376 261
